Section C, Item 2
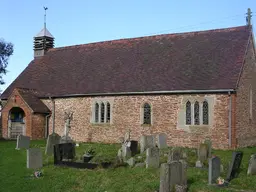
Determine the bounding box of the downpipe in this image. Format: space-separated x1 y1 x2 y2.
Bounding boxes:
228 91 232 147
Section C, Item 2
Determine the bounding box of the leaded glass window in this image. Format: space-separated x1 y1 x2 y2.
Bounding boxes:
95 103 99 123
107 102 111 123
143 103 151 124
194 101 200 125
203 101 209 125
100 103 105 123
186 101 191 125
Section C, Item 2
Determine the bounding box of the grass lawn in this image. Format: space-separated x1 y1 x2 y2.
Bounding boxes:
0 140 256 192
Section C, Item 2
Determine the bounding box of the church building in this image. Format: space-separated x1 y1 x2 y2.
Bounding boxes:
1 15 256 149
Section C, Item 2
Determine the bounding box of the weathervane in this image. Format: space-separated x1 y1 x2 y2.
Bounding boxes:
44 6 48 29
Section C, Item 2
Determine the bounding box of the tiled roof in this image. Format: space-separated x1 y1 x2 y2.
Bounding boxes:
17 88 50 113
1 25 252 99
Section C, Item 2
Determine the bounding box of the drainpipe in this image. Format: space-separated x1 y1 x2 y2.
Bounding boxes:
49 97 55 134
228 91 232 147
45 113 51 138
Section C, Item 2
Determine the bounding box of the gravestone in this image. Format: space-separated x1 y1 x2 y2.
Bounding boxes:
45 133 61 155
226 151 243 182
247 154 256 175
16 134 30 150
168 148 181 163
198 143 208 162
156 133 168 149
27 148 43 169
54 143 75 164
159 161 187 192
204 139 212 158
159 163 170 192
140 135 155 153
130 140 138 156
146 147 160 168
121 144 131 161
208 156 221 184
124 129 131 142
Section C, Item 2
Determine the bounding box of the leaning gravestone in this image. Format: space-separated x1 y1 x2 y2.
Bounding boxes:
140 135 155 153
208 156 221 184
168 148 181 163
156 133 168 149
129 140 138 156
27 148 43 169
45 133 61 155
226 151 243 182
16 134 30 150
146 147 160 168
247 154 256 175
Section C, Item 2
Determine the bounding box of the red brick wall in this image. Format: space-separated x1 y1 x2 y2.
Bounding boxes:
236 36 256 147
42 94 230 149
1 89 46 140
1 89 32 138
32 114 46 139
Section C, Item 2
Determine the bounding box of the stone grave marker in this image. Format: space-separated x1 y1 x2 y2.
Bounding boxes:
159 161 187 192
156 133 168 149
146 147 160 168
130 140 138 156
208 156 221 184
27 148 43 169
198 143 208 162
54 143 75 164
140 135 155 153
168 148 181 163
121 144 131 161
204 139 212 158
226 151 243 182
247 154 256 175
45 133 61 155
16 134 30 150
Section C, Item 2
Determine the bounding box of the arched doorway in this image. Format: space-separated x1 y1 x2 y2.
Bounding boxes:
8 107 26 139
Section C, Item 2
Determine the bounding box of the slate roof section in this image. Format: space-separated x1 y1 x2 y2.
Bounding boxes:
17 88 50 113
35 27 54 38
1 25 252 99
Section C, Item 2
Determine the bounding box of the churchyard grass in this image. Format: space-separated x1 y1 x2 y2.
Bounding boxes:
1 140 256 192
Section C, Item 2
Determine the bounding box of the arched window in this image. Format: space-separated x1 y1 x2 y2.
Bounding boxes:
203 101 209 125
95 103 99 123
185 101 191 125
100 103 105 123
143 103 151 124
106 102 111 123
194 101 200 125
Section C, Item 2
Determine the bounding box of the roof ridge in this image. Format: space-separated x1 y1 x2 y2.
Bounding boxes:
49 25 249 52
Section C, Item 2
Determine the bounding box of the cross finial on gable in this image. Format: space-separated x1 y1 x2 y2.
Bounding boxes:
246 8 252 26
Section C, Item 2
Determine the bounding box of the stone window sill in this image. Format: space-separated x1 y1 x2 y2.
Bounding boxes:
141 124 152 127
188 125 210 132
91 122 111 126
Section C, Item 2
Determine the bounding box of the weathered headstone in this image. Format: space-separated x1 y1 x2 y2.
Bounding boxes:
16 134 30 150
195 160 203 168
121 144 131 161
159 163 170 192
169 161 186 191
226 151 243 182
198 143 208 162
204 139 212 158
208 156 221 184
140 135 155 153
168 148 181 163
247 154 256 175
146 147 160 168
45 133 61 155
124 129 131 142
156 133 168 149
27 148 43 169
